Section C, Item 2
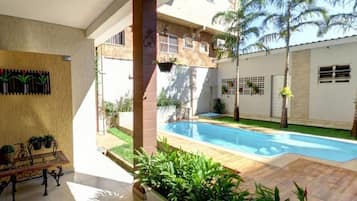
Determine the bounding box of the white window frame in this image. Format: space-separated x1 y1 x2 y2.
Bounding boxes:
159 33 178 54
318 65 351 84
184 36 194 49
199 42 209 53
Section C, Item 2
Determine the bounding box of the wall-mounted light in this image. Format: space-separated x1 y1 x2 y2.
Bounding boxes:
63 55 72 61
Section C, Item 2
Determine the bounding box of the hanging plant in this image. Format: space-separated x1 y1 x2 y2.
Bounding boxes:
0 69 11 83
280 87 293 97
222 85 228 94
155 57 177 72
246 80 260 95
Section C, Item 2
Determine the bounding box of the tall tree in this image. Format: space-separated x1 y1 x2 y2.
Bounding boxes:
325 0 357 136
212 0 267 121
260 0 328 128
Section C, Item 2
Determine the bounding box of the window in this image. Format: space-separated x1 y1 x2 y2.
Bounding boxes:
105 31 125 45
159 34 178 54
239 76 265 95
184 36 194 49
199 42 209 53
319 65 351 83
221 79 236 95
214 39 225 49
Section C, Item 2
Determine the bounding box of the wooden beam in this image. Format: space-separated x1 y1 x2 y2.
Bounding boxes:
133 0 158 160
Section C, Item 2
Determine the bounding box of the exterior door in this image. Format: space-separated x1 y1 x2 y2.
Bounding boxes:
271 75 290 118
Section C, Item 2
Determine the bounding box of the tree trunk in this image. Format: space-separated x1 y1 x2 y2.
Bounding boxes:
280 43 290 126
280 7 291 128
234 39 240 121
352 101 357 137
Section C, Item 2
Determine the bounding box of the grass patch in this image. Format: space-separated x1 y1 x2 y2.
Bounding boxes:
215 117 354 140
107 127 133 164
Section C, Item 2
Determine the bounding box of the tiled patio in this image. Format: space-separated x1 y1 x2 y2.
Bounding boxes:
1 152 134 201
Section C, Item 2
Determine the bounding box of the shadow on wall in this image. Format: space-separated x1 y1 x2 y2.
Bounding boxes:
159 66 218 115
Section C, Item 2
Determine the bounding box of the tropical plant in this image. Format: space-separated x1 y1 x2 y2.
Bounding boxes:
134 141 309 201
37 74 48 85
212 0 267 122
157 90 181 108
260 0 328 128
0 70 11 82
16 72 33 84
214 98 225 114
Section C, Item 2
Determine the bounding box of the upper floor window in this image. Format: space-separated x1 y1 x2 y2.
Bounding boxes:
319 65 351 83
200 42 209 53
184 36 194 49
105 31 125 45
159 34 178 54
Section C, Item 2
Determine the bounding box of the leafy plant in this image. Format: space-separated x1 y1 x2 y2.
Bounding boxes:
222 85 229 94
135 141 309 201
117 94 133 112
16 73 33 84
246 81 260 95
28 136 43 150
214 98 225 114
37 74 48 85
0 70 11 82
157 90 181 108
135 145 248 201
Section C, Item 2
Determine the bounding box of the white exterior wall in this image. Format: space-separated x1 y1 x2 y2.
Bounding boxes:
103 58 217 115
217 54 286 117
309 43 357 123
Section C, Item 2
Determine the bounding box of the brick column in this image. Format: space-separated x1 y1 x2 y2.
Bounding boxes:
133 0 157 158
352 101 357 137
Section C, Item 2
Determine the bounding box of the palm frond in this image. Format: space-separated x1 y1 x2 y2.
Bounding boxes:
262 13 282 28
241 41 270 54
258 32 282 43
292 7 328 23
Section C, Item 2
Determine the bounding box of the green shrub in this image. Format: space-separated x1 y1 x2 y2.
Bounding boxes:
213 98 225 114
135 142 308 201
157 90 181 109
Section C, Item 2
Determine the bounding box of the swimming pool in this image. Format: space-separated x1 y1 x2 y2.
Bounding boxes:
160 121 357 162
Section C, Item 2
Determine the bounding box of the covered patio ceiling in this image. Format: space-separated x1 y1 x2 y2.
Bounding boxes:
0 0 168 45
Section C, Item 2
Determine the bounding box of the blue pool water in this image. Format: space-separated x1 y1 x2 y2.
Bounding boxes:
160 121 357 162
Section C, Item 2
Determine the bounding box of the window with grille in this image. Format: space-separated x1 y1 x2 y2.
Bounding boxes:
159 34 178 54
105 31 125 45
239 76 265 95
221 79 236 95
319 65 351 83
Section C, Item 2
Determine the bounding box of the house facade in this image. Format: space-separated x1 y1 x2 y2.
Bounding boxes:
97 0 231 126
217 36 357 129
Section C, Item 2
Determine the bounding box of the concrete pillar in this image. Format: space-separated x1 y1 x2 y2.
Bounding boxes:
133 0 157 158
352 100 357 137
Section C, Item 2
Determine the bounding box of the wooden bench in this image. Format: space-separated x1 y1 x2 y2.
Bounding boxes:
0 151 69 201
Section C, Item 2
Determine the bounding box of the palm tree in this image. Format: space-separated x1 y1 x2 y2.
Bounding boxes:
212 0 267 121
325 0 357 136
260 0 328 128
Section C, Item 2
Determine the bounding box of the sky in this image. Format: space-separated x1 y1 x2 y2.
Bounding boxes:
257 0 357 48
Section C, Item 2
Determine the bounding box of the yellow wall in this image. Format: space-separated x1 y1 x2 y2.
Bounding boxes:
0 15 96 171
0 50 73 168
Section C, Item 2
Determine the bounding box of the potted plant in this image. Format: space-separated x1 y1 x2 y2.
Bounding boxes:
0 69 11 94
0 145 15 165
29 136 43 150
15 71 33 94
246 80 260 95
155 57 177 72
43 135 54 148
37 74 49 94
221 85 228 94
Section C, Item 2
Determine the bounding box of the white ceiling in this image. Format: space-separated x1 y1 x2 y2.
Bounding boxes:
0 0 114 29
